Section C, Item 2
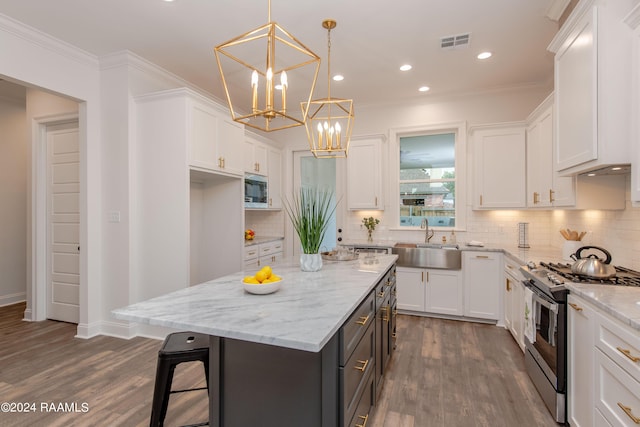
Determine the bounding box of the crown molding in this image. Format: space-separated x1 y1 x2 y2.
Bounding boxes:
546 0 571 21
0 13 98 69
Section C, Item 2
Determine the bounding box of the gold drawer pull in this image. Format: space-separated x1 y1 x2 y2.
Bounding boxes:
568 303 583 312
354 359 369 372
377 290 385 298
355 315 369 326
355 414 369 427
617 347 640 363
618 403 640 424
475 255 489 259
382 306 389 322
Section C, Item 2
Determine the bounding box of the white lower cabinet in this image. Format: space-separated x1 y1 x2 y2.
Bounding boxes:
244 240 284 270
504 257 525 351
463 251 501 320
568 293 640 427
396 267 462 316
568 294 595 427
397 251 502 321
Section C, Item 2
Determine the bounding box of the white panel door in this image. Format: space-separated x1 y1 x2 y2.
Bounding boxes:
47 123 80 323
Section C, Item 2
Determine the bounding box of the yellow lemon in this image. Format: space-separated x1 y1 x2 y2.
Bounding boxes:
270 274 282 281
259 266 272 279
262 277 275 283
244 277 259 284
243 275 253 282
254 270 268 283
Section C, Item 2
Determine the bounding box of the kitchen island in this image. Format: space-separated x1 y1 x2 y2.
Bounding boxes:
113 253 397 427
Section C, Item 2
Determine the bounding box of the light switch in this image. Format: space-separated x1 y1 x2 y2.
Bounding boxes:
109 211 121 223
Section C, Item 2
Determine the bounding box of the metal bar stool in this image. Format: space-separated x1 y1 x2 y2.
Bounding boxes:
150 332 210 427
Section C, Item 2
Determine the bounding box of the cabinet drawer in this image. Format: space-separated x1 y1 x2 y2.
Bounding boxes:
244 259 260 271
260 241 282 256
596 312 640 383
340 291 375 365
595 349 640 426
244 246 259 261
341 322 374 426
347 370 375 427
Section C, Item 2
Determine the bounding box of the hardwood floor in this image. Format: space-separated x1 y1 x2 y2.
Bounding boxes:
370 314 558 427
0 303 557 426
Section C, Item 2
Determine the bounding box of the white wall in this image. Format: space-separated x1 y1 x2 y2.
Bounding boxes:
0 89 27 306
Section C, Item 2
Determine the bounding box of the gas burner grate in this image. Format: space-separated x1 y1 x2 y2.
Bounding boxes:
538 262 640 287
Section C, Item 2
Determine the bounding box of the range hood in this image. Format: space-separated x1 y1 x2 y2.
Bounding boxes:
579 164 631 176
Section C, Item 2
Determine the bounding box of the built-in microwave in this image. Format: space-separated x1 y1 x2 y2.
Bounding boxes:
244 174 268 208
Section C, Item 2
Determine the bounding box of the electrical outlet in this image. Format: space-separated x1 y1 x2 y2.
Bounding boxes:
108 211 121 223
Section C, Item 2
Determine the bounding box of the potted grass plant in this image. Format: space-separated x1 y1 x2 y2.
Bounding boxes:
283 187 337 271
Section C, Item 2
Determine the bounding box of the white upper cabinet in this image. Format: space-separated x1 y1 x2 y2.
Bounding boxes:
549 1 634 174
526 95 575 208
243 135 268 175
471 124 526 209
627 4 640 205
188 91 244 177
347 137 383 210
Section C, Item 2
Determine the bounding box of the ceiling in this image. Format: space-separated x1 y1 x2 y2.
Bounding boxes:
0 0 560 109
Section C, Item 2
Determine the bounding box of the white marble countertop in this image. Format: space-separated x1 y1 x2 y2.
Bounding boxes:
113 254 397 352
244 236 284 247
566 283 640 331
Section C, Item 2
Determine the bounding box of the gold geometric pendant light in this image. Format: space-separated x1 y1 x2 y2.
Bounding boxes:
214 0 321 132
302 19 355 158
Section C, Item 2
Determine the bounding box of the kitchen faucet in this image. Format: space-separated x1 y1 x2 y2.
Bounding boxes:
421 218 435 243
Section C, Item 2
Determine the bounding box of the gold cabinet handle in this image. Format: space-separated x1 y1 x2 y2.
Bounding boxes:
480 194 483 206
617 403 640 424
354 359 369 372
356 315 370 326
426 271 429 282
382 306 390 322
549 189 555 203
533 192 540 204
377 290 385 298
355 414 369 427
218 157 223 168
506 278 511 292
375 196 378 207
568 303 583 312
617 347 640 363
475 255 489 259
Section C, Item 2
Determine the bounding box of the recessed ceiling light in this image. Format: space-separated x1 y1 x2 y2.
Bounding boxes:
400 64 412 71
611 167 622 171
418 86 430 92
333 74 344 81
477 51 492 60
587 173 596 177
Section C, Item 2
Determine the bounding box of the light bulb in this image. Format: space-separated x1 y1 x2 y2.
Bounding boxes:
280 71 288 88
251 70 258 88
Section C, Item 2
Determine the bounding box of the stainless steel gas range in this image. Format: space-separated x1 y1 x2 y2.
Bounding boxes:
520 261 640 424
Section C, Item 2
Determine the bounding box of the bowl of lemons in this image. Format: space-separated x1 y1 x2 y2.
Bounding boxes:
242 265 282 295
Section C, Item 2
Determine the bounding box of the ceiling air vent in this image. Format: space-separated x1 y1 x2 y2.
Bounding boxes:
440 33 470 50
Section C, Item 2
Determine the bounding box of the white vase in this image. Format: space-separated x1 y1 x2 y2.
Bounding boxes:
300 253 323 272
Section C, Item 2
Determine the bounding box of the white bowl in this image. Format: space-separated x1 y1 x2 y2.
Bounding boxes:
242 279 282 295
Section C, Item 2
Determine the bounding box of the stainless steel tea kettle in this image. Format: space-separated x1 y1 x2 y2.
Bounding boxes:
570 246 616 279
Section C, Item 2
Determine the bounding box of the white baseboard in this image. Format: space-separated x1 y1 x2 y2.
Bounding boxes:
23 308 32 321
0 293 26 308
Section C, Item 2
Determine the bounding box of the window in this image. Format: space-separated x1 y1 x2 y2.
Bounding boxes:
392 123 466 230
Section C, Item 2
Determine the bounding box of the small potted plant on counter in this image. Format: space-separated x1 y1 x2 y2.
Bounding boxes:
362 216 380 243
283 187 337 272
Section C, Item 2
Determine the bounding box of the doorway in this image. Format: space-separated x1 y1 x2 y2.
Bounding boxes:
291 151 337 256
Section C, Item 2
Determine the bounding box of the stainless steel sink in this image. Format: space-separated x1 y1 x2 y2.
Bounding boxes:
392 243 462 269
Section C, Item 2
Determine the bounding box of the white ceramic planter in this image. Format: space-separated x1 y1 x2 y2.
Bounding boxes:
300 253 323 272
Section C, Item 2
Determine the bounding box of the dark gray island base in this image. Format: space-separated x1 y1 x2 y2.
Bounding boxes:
207 264 396 427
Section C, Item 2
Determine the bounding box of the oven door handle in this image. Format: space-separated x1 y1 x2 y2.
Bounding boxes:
524 282 559 313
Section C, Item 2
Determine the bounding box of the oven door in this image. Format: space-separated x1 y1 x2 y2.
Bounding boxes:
523 282 566 392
